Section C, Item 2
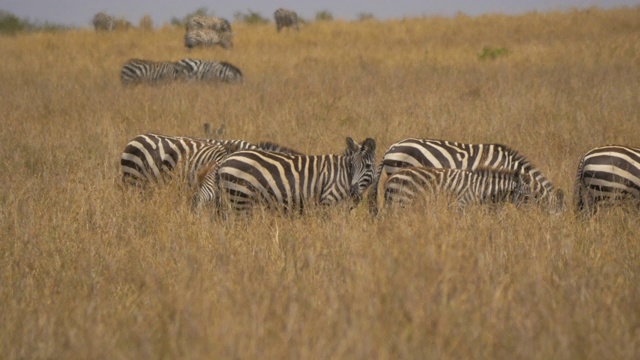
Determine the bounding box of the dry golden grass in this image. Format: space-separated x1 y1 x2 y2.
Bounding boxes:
1 7 640 359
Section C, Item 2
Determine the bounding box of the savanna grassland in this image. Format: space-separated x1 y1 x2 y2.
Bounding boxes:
1 7 640 359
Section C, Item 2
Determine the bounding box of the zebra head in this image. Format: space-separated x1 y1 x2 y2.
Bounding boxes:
346 137 376 203
514 173 566 214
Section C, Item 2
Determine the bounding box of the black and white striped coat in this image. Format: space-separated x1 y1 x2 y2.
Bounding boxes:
382 166 562 212
120 133 300 188
574 145 640 213
274 8 300 32
186 16 232 33
179 59 243 83
184 29 233 49
192 137 376 213
369 138 564 214
120 59 188 86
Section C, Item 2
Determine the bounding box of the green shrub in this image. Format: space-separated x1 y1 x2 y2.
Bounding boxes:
234 10 269 25
478 47 509 60
315 10 333 22
0 10 25 35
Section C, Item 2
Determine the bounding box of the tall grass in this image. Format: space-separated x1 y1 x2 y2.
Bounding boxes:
1 7 639 359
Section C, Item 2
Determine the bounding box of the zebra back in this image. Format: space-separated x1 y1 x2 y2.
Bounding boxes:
179 59 243 83
274 8 300 32
121 133 302 188
120 59 188 86
574 145 640 213
192 137 376 213
184 29 233 49
370 138 559 214
186 16 232 33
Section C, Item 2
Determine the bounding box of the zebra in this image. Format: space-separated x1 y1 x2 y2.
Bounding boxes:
120 59 189 86
184 29 233 49
92 12 115 31
369 138 565 215
382 166 563 212
178 59 243 84
574 145 640 214
120 133 301 187
274 8 300 32
191 137 377 214
186 16 232 34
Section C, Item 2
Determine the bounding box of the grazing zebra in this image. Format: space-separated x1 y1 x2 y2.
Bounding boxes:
92 12 115 31
369 138 564 215
383 166 555 212
120 59 189 86
120 133 301 187
184 29 233 49
274 8 300 32
574 145 640 214
192 137 376 213
186 16 232 33
179 59 243 83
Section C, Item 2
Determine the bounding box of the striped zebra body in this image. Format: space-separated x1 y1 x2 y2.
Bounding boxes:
120 59 188 86
121 133 301 187
574 145 640 213
274 8 300 32
384 167 537 210
186 16 232 33
92 12 115 31
120 133 230 185
192 138 376 213
179 59 243 83
184 29 233 49
370 138 563 214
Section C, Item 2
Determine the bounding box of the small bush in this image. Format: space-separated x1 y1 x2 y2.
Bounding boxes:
357 13 375 21
234 10 269 25
139 15 153 30
315 10 333 22
114 17 132 30
171 7 212 27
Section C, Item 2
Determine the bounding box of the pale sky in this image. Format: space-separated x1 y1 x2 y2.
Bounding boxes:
1 0 637 27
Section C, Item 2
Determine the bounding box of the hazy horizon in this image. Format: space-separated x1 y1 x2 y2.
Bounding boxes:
2 0 638 27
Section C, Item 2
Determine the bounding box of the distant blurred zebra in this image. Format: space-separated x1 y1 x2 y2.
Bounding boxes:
383 166 558 211
179 59 243 83
574 145 640 214
120 59 188 86
369 138 565 215
274 8 300 32
186 16 232 33
185 29 233 49
120 133 301 187
92 12 115 31
192 137 376 213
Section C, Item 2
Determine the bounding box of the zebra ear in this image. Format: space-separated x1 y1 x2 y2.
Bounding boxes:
361 138 376 153
346 137 360 152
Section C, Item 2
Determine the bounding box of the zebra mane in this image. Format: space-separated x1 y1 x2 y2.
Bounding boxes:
492 144 537 170
255 141 302 155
